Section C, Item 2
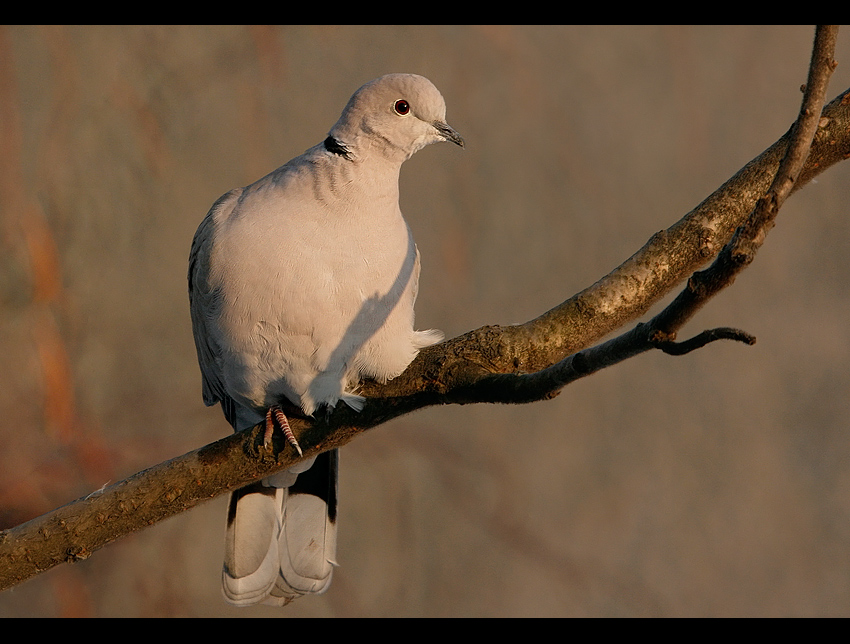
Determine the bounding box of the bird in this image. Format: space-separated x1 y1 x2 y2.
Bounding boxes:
188 73 463 606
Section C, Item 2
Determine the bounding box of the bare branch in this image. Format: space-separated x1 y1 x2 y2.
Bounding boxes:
648 25 839 339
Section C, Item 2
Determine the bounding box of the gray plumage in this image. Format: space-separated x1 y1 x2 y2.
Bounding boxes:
188 74 462 606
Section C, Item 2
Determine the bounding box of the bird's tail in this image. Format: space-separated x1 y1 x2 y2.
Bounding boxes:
221 449 338 606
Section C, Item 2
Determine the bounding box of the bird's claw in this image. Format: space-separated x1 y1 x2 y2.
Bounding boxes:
264 406 303 456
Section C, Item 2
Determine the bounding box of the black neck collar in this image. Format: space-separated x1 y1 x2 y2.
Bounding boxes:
323 136 352 160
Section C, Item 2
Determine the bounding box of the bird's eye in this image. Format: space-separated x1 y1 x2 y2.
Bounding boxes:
393 99 410 116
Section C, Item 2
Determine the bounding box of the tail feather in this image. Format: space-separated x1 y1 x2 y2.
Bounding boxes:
222 450 338 606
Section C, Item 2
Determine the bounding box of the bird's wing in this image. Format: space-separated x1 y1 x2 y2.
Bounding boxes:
188 188 243 416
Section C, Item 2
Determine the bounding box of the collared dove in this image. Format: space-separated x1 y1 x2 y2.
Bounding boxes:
188 73 463 606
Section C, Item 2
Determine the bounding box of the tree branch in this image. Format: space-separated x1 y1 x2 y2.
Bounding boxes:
647 25 840 340
1 27 846 593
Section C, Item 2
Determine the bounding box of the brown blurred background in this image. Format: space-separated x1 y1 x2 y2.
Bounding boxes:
1 25 849 617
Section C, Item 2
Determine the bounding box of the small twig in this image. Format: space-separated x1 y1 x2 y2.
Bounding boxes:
650 327 756 356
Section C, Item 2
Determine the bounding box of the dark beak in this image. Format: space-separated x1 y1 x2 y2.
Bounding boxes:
433 121 465 148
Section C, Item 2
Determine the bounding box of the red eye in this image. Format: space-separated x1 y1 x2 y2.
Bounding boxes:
393 99 410 115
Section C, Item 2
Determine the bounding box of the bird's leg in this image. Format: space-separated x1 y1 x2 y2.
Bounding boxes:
273 407 304 457
263 408 275 447
264 405 303 456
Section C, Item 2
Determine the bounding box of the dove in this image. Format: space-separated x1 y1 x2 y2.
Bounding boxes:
188 73 463 606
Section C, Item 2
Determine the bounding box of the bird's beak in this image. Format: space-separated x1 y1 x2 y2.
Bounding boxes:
433 121 465 148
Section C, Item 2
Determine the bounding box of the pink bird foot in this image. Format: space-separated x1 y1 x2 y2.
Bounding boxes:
264 405 303 456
